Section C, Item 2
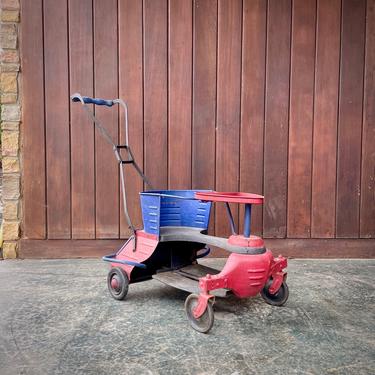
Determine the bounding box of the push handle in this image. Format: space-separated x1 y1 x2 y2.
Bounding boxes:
70 92 154 246
71 93 114 107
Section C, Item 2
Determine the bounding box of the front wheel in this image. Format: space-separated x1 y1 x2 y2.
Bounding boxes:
185 294 214 333
261 279 289 306
107 267 129 300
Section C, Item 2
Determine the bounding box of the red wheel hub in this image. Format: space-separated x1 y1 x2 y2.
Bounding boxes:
111 276 120 290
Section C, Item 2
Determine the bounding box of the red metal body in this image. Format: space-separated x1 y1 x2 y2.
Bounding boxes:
193 245 287 318
106 191 288 331
195 191 264 204
73 94 289 333
112 230 287 321
111 230 159 279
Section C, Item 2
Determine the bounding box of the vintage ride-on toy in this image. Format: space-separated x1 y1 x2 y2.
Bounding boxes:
71 93 289 333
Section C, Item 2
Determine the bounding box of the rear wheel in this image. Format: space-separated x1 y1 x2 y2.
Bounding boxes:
107 267 129 300
261 279 289 306
185 294 214 333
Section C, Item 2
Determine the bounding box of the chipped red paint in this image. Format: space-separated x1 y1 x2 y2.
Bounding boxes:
193 250 287 317
111 230 158 279
195 191 264 204
228 234 264 248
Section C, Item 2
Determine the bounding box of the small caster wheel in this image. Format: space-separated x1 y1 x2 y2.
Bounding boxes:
261 279 289 306
107 267 129 300
184 294 214 333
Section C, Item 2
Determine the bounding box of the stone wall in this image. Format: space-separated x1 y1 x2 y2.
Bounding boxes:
0 0 20 258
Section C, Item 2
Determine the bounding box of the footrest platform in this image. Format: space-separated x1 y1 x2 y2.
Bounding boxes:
152 264 230 297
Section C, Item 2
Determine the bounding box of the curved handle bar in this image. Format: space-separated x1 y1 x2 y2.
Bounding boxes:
69 92 154 242
71 92 129 146
71 93 114 107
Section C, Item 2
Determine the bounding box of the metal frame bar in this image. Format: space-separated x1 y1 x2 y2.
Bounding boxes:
243 204 252 237
224 202 237 235
102 253 147 269
71 93 154 245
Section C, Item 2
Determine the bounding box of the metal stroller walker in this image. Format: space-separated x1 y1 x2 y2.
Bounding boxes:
71 93 289 333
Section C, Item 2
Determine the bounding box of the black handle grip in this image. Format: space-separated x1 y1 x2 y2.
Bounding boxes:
71 93 114 107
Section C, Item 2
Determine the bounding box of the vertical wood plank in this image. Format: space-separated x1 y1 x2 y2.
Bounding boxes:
192 0 217 234
18 0 375 253
119 0 144 237
69 0 95 239
21 0 46 238
192 0 217 191
263 0 291 238
287 0 316 238
168 0 192 189
240 0 267 235
360 0 375 238
93 0 119 238
215 0 242 237
336 0 366 238
143 0 168 190
311 0 341 238
44 0 71 239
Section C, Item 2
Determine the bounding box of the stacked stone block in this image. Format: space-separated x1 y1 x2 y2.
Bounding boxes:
0 0 20 258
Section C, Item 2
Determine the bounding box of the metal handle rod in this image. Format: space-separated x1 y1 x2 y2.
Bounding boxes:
75 93 153 189
119 164 135 233
71 93 153 242
225 202 237 235
72 93 117 148
122 145 154 189
113 99 129 147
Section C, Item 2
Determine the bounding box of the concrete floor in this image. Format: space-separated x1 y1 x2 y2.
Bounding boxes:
0 259 374 375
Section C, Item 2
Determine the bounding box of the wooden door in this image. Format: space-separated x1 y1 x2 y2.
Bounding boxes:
20 0 375 258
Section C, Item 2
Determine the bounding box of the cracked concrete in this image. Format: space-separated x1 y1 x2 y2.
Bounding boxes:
0 258 374 375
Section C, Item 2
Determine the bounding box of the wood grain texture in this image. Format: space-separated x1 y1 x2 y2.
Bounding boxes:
168 0 192 189
336 0 366 238
19 1 375 256
215 0 242 237
311 0 341 238
21 0 46 239
264 238 375 258
69 0 95 239
192 0 217 234
192 0 217 191
19 239 375 259
19 239 124 259
143 0 168 190
93 0 119 238
119 0 144 237
287 0 316 238
240 0 266 236
360 0 375 238
44 0 71 239
210 238 375 258
263 0 291 238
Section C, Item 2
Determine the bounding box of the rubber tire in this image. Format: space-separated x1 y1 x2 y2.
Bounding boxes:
261 279 289 306
107 267 129 300
185 294 214 334
260 279 289 306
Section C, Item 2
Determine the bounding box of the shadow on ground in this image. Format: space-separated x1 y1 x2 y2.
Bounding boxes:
0 258 374 375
